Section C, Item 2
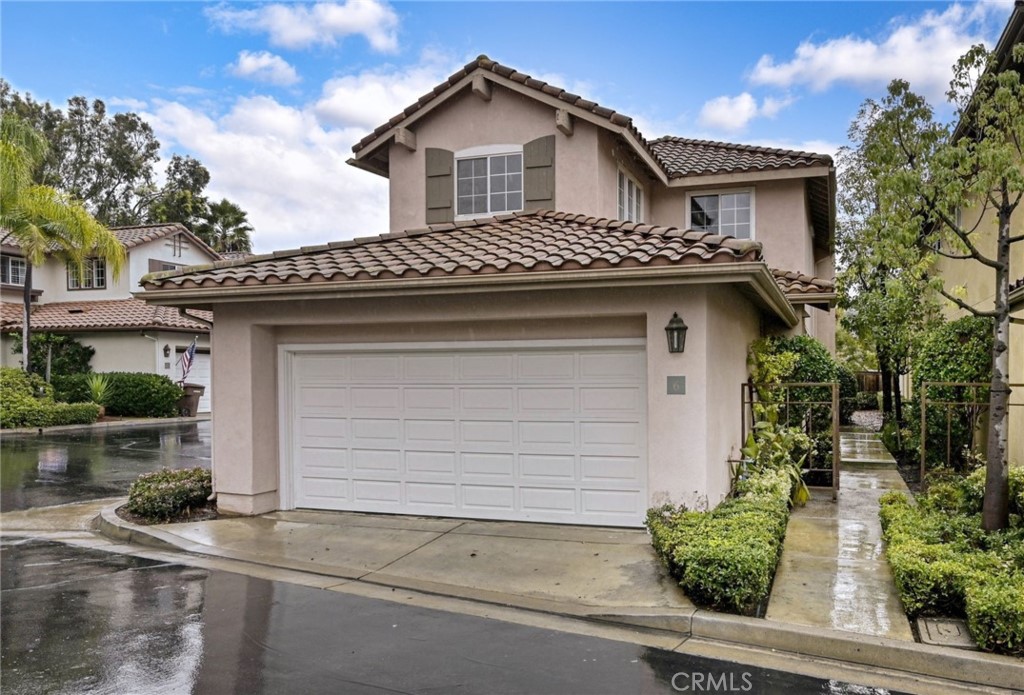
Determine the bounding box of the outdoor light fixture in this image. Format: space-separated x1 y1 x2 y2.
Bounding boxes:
163 344 171 358
665 312 688 354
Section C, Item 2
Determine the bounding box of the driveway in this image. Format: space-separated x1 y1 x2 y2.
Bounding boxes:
0 421 210 510
108 508 695 630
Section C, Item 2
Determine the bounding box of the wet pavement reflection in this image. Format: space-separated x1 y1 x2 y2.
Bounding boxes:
1 422 210 511
1 539 907 695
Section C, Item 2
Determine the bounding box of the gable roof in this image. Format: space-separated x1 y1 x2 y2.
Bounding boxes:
1 222 221 261
141 210 762 291
0 298 212 334
650 137 832 179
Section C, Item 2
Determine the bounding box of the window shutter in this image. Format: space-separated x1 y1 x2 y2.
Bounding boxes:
523 135 555 211
425 148 454 224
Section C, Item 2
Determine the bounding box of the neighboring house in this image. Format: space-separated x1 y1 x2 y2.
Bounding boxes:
1 223 219 412
139 57 836 525
931 2 1024 467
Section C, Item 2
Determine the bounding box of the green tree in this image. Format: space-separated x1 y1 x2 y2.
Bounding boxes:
197 198 254 253
852 44 1023 530
0 115 125 372
146 155 212 232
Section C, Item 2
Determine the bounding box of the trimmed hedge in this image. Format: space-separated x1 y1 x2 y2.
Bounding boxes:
647 468 792 614
879 469 1024 655
125 467 212 522
53 372 183 418
0 367 100 428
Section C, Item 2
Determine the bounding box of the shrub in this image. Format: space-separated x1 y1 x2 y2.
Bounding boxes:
853 392 879 411
0 367 99 428
125 467 212 522
9 333 94 376
965 575 1024 656
53 372 183 417
647 468 793 614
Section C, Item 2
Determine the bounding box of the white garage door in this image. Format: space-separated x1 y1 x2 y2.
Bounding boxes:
282 342 647 527
178 348 211 413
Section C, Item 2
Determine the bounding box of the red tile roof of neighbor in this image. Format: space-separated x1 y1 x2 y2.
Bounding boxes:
351 55 833 179
771 269 836 296
1 223 221 260
0 298 212 333
141 210 765 290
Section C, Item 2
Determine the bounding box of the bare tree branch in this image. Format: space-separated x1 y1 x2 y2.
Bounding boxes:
937 286 998 317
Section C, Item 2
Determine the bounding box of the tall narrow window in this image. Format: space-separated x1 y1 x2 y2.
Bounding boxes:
456 151 523 216
67 258 107 290
690 191 752 239
617 170 643 222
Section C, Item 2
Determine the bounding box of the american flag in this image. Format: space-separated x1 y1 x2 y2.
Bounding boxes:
180 338 197 383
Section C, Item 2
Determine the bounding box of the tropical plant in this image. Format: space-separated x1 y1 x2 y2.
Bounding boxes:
196 198 254 253
0 115 125 373
86 373 109 406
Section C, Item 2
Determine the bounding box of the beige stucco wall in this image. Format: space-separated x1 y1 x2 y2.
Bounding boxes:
932 199 1024 467
387 86 605 232
208 283 762 518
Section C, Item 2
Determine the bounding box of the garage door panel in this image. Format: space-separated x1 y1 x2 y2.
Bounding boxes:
461 452 514 478
289 345 646 526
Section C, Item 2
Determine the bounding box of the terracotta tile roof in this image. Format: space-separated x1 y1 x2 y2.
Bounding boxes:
771 269 835 296
0 298 212 333
351 55 667 170
649 137 832 178
0 301 23 327
1011 277 1024 307
1 223 220 260
142 210 763 291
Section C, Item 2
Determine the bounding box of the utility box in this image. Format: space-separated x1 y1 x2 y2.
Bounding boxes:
177 383 206 417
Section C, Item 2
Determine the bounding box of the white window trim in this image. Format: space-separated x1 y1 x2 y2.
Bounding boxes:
1 255 26 286
67 257 107 290
685 187 756 240
617 169 644 223
454 144 524 221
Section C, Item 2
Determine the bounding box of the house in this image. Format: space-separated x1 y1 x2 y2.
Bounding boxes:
138 57 836 525
1 223 219 412
931 1 1024 467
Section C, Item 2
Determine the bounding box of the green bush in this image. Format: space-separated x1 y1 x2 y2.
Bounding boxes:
0 367 99 428
53 372 183 417
879 480 1024 655
647 468 793 614
125 467 212 522
9 332 94 376
912 317 993 472
853 392 879 411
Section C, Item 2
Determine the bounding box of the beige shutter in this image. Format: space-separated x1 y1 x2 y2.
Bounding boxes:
425 148 454 224
524 135 556 211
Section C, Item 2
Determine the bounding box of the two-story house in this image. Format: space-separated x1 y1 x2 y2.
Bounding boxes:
1 223 220 412
138 57 836 524
931 1 1023 467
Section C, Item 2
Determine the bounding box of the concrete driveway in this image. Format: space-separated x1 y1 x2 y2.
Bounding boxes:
103 509 695 631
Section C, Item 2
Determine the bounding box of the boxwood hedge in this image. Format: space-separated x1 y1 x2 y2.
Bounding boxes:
125 467 212 522
0 367 100 429
53 372 183 418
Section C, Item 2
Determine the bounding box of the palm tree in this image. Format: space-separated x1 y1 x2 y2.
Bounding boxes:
1 115 125 372
197 198 254 253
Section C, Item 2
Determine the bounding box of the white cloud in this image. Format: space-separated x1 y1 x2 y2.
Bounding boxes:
749 2 1009 100
108 97 147 110
205 0 400 53
697 93 793 132
228 50 301 86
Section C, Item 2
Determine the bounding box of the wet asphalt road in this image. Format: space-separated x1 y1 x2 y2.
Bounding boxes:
0 539 905 695
0 422 210 511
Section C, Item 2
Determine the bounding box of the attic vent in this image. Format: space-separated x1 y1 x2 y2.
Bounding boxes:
67 308 85 314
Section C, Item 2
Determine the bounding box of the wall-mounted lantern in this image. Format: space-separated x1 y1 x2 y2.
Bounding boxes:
163 344 171 358
665 313 688 354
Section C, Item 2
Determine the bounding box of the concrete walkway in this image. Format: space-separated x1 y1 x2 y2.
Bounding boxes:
765 428 914 641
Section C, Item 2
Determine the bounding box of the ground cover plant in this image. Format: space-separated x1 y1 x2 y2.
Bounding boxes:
123 467 214 523
0 366 99 428
880 466 1024 655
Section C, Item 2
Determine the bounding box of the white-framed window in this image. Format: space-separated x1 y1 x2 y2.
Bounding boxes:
617 170 644 222
688 189 754 239
1 255 26 285
455 145 523 217
67 258 106 290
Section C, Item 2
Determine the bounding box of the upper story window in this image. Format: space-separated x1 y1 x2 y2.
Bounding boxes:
618 170 644 222
455 146 523 217
1 255 26 285
67 258 106 290
689 190 753 239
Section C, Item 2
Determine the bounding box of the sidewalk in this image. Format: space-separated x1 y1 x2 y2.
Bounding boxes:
1 413 210 437
765 427 913 640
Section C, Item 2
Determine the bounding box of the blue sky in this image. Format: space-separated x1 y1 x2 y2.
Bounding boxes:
1 1 1016 251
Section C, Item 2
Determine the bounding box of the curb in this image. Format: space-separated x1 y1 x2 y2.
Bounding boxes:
95 505 1024 691
3 414 211 438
